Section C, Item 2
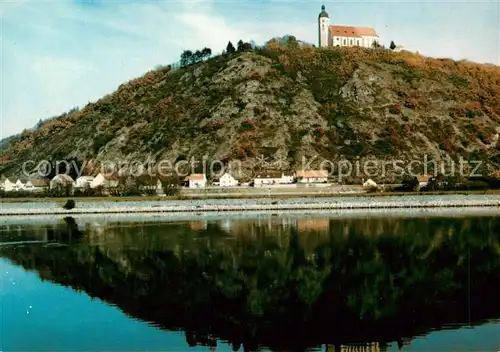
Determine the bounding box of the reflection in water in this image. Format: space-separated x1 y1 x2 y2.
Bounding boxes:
1 215 500 351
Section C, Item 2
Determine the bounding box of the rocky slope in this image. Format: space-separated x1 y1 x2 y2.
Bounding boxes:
2 43 500 182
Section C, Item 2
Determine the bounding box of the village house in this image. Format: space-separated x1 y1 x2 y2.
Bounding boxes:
253 171 293 187
318 5 379 48
417 175 432 189
362 178 378 189
1 178 24 192
50 174 75 189
295 170 328 183
184 174 206 188
218 172 238 187
23 179 50 192
74 176 95 189
91 173 119 189
280 172 295 184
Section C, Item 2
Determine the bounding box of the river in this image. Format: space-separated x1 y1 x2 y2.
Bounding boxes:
1 211 499 351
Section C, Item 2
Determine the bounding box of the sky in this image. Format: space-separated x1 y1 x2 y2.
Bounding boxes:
1 0 499 138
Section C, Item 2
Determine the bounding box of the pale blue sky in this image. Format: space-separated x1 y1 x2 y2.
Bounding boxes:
1 0 499 138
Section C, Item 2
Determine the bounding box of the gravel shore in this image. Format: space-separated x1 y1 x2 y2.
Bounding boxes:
1 195 500 216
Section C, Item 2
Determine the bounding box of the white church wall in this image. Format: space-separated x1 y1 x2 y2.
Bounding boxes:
318 17 329 47
361 36 379 48
333 36 363 47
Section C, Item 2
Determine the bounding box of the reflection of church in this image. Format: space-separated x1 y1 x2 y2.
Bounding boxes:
326 342 388 352
325 339 414 351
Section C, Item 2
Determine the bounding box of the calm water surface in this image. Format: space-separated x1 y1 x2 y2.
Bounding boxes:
1 213 500 351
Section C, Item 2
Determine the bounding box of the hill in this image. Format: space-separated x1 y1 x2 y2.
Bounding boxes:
2 43 500 182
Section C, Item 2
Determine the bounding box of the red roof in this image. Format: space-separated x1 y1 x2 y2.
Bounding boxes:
296 170 328 178
29 179 50 187
184 174 205 181
329 25 378 38
355 27 378 36
417 175 432 183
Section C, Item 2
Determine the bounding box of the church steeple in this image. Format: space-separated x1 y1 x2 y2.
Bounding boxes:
319 4 329 18
318 4 330 47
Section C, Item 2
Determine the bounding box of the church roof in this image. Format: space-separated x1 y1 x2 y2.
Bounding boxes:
329 25 378 38
355 27 378 36
318 5 329 18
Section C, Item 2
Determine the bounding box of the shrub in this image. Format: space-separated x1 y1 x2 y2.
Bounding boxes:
314 127 326 138
236 100 247 111
248 71 262 80
93 133 114 154
404 98 417 109
466 110 475 119
162 178 181 196
401 176 419 191
373 139 394 155
62 199 75 210
240 120 254 131
448 74 469 88
388 104 401 114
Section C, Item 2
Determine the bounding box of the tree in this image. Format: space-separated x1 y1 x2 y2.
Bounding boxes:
226 41 236 54
390 41 396 50
161 176 182 196
287 35 299 48
201 47 212 60
180 50 193 67
136 175 160 196
372 41 382 48
401 176 419 191
192 50 202 64
237 40 244 52
243 42 252 51
266 38 279 48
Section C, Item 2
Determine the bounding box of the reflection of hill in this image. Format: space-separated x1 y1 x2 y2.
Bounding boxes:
1 216 500 351
0 217 83 245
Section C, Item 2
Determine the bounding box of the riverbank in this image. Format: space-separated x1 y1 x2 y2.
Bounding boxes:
2 189 500 203
1 194 500 216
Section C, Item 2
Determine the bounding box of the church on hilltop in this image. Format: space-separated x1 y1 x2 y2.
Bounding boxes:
318 5 380 48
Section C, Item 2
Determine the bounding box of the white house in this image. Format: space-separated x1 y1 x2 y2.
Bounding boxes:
23 179 50 192
254 171 293 187
417 175 432 189
280 172 295 184
91 173 119 189
15 179 25 191
2 178 22 192
184 174 206 188
318 5 379 48
1 178 11 191
74 176 95 189
295 170 328 183
50 174 75 189
362 178 378 189
218 173 238 187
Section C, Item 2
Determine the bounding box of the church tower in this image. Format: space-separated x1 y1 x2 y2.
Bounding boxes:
318 4 329 47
